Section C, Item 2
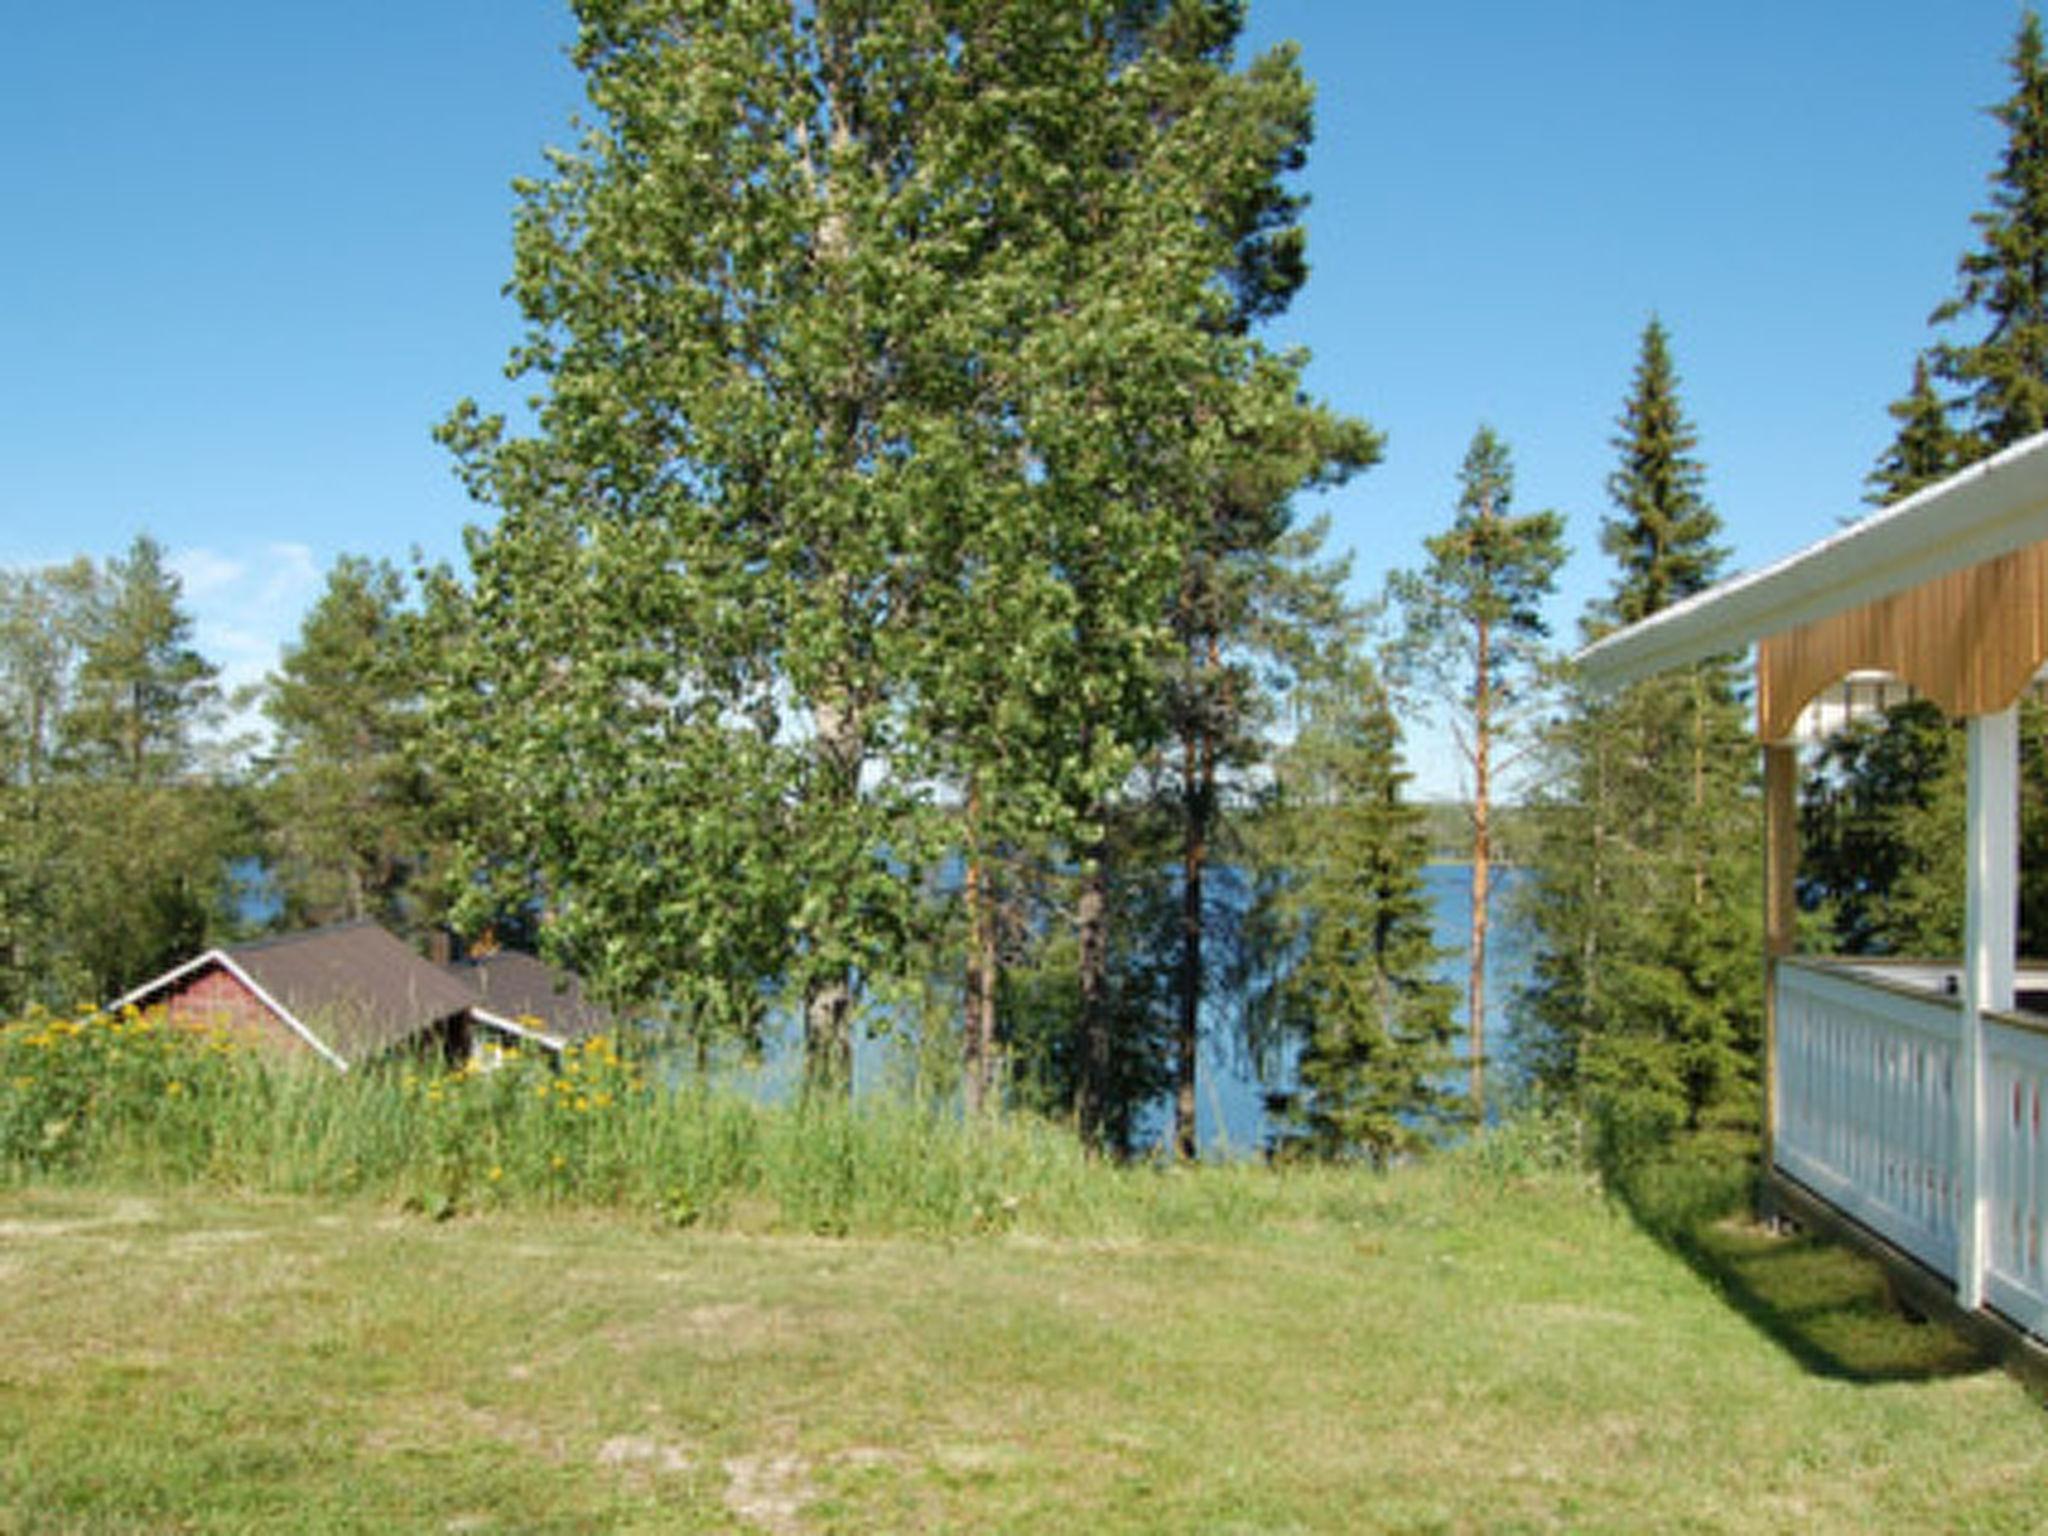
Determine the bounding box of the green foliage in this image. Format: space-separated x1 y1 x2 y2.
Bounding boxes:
1521 322 1759 1164
1388 424 1566 1121
1147 394 1376 1157
0 543 244 1010
1928 10 2048 455
429 0 1362 1115
0 561 101 1009
1872 8 2048 489
261 556 443 935
1868 354 1964 506
1800 695 2048 960
1799 699 1965 957
1597 317 1725 626
0 1000 1129 1236
0 1006 248 1175
1824 14 2048 1012
1001 826 1181 1157
1522 674 1761 1160
1388 427 1567 723
1251 659 1457 1164
59 535 220 785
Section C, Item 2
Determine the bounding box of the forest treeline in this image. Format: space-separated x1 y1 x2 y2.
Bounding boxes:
9 3 2048 1168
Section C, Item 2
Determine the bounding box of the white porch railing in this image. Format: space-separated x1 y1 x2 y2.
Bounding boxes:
1984 1010 2048 1337
1775 957 2048 1339
1775 958 1962 1278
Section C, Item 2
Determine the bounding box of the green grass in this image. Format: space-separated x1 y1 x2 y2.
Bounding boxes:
5 1156 2047 1534
1 1009 1132 1236
8 1009 2048 1529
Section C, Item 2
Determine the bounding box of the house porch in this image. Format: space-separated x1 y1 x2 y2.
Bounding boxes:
1577 432 2048 1378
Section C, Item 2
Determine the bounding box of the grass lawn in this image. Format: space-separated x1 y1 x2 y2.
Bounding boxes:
3 1159 2046 1534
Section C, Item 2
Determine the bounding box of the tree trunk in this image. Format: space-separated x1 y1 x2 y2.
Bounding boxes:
1075 826 1113 1151
1469 614 1492 1127
1583 723 1606 1036
803 692 863 1099
962 783 1000 1115
1690 668 1708 907
804 977 853 1096
1173 706 1213 1163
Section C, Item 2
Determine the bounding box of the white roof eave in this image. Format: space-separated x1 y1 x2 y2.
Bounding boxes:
1575 430 2048 691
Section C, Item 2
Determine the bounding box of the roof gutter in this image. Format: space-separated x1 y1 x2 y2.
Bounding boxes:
471 1007 568 1054
1575 430 2048 691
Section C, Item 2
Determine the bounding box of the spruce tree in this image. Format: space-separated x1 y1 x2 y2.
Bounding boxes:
1828 12 2048 1002
1799 699 1964 957
1598 317 1725 626
1253 657 1456 1165
1930 10 2048 455
1868 355 1964 506
1523 322 1759 1156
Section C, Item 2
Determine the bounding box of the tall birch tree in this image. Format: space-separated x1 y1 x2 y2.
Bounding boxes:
431 0 1299 1096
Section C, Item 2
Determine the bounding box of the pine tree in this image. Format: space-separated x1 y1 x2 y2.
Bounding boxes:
1155 391 1375 1158
1387 426 1565 1125
262 556 440 933
60 535 219 786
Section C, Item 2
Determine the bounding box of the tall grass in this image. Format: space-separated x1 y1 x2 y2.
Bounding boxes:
0 1004 1415 1238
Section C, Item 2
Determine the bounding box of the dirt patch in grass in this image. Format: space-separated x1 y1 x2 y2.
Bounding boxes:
721 1452 816 1533
0 1193 161 1237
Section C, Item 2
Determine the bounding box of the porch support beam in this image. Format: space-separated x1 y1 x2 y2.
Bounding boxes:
1959 704 2020 1308
1762 742 1799 1174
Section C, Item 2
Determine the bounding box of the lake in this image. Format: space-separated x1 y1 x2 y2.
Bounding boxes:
1163 862 1534 1155
713 862 1533 1158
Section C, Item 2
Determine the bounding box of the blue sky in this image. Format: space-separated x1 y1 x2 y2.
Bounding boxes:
1 1 2035 793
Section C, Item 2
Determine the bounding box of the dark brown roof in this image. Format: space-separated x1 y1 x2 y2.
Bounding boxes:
448 950 617 1043
225 921 480 1064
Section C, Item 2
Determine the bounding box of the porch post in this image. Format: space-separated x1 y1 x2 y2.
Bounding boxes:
1761 742 1799 1176
1958 704 2019 1309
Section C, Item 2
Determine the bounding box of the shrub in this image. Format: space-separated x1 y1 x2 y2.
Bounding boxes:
0 1005 247 1176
